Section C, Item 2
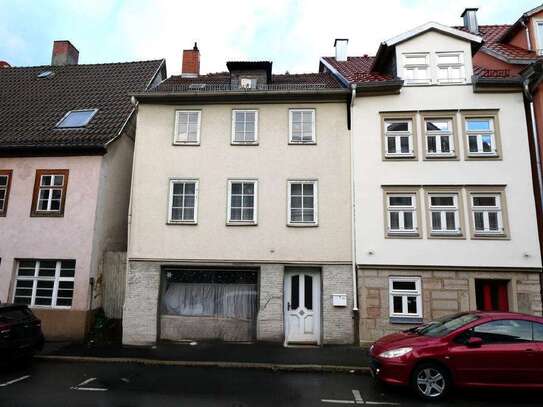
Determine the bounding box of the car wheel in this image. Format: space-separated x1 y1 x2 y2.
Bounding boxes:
411 363 450 401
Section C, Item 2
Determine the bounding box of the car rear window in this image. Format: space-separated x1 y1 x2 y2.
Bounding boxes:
417 313 480 337
0 308 32 321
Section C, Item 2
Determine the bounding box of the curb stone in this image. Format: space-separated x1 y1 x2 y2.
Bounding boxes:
35 355 370 374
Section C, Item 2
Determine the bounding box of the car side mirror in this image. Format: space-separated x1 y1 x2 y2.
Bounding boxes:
466 337 483 348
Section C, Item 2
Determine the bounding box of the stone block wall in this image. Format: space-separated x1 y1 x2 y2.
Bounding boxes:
256 264 284 342
122 261 161 345
322 265 354 344
358 268 542 344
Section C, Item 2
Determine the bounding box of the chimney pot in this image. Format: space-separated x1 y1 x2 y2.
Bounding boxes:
51 40 79 66
461 8 479 34
334 38 349 62
182 42 200 77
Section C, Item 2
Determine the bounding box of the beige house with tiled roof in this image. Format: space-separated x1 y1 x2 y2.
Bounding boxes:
123 46 356 346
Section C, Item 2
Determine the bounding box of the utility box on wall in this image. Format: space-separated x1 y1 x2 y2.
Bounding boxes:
332 294 347 307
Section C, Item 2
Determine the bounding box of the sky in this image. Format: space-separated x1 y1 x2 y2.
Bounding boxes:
0 0 541 75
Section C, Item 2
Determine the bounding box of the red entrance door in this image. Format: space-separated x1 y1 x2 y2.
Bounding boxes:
475 279 509 312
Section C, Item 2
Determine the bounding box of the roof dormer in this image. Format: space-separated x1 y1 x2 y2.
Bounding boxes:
226 61 272 89
373 22 482 86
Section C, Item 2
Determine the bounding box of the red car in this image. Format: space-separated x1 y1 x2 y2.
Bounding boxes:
369 311 543 401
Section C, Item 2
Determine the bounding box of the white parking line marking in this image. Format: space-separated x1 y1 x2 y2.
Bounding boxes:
72 387 108 391
73 377 97 387
352 389 364 404
70 377 108 392
0 375 30 387
365 402 400 406
321 400 355 404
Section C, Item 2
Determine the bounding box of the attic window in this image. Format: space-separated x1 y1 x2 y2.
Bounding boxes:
56 109 98 128
37 70 54 79
240 78 257 89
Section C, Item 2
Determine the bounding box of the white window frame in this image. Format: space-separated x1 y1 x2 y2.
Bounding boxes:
168 179 199 224
402 53 430 85
533 19 543 55
465 117 497 156
55 109 98 128
13 260 75 309
470 193 504 235
424 117 455 157
287 180 318 226
0 173 10 213
231 110 258 144
386 193 418 235
227 179 258 224
174 110 201 145
384 119 414 158
389 276 422 318
436 52 465 84
36 174 65 213
289 109 316 144
428 193 461 235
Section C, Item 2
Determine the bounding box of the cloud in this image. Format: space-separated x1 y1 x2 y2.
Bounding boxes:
111 0 538 74
1 0 540 73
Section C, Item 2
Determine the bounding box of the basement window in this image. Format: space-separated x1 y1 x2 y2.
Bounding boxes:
56 109 98 128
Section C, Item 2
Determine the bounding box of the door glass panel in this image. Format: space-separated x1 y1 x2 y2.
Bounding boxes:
304 275 313 310
534 323 543 341
473 319 533 343
291 275 299 309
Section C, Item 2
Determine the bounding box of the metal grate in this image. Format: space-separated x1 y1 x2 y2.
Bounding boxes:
153 83 330 92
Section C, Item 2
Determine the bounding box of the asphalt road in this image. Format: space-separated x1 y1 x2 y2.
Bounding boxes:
0 360 541 406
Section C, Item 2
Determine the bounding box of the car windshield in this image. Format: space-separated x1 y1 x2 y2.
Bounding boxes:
411 313 480 337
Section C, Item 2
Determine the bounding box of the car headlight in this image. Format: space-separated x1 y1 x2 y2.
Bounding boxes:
378 347 413 359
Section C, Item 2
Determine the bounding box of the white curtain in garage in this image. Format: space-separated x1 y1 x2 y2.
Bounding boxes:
162 283 257 320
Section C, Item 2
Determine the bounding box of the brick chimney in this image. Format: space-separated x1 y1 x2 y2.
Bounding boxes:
0 60 10 68
51 40 79 66
182 42 200 77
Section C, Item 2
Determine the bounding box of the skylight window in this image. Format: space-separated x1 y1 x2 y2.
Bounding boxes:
37 70 54 78
56 109 98 128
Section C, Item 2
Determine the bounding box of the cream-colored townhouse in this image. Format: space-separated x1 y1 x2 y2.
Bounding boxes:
321 16 543 343
123 46 357 345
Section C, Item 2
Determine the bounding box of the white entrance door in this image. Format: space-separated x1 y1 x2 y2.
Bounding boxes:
284 269 321 345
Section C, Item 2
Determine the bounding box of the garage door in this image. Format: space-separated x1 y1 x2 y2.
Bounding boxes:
159 267 258 342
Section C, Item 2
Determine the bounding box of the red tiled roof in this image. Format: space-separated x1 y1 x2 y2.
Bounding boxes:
454 24 538 61
321 56 394 83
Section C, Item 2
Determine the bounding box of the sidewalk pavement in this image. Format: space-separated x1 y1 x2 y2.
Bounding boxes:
38 341 371 373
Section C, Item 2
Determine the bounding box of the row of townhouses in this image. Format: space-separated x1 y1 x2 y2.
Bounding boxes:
1 7 542 346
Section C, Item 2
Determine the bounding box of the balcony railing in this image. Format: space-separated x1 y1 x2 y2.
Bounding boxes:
152 83 330 93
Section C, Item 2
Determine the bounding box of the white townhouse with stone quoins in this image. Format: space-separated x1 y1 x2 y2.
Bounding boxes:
321 17 543 344
123 46 357 346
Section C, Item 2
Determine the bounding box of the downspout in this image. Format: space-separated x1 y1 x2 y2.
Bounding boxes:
523 78 543 316
349 84 359 343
